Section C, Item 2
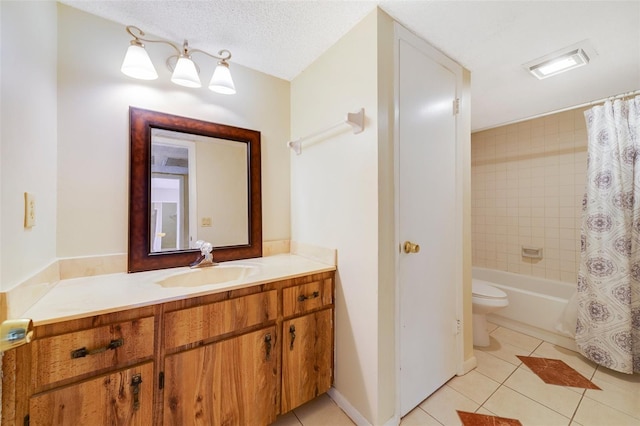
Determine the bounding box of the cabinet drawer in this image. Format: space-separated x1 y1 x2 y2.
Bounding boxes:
283 279 333 317
30 362 154 425
32 317 154 389
164 290 277 349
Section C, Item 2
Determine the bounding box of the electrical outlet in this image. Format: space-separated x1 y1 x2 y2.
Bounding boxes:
24 192 36 228
201 217 212 227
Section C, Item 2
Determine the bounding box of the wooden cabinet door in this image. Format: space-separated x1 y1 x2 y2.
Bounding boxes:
29 362 153 426
163 326 278 426
281 308 333 413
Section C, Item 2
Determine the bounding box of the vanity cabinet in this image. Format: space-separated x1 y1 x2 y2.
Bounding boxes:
281 278 334 413
2 271 334 426
163 326 278 425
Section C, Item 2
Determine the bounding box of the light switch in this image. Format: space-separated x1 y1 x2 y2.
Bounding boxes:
201 217 212 227
24 192 36 228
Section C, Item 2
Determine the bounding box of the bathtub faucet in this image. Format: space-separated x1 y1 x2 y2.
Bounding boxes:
190 240 216 268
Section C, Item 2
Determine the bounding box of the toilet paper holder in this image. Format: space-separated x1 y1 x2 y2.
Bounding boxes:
0 318 34 352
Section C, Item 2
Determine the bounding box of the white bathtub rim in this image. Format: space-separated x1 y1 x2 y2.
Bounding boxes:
472 267 578 350
473 267 575 299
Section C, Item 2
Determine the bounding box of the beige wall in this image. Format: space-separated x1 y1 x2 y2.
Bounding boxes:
195 139 248 246
1 1 58 291
291 9 473 423
56 4 291 258
291 9 386 424
0 2 290 286
461 69 474 365
472 107 589 284
375 10 397 424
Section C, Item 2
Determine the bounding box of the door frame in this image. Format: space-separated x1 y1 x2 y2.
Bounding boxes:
393 23 466 421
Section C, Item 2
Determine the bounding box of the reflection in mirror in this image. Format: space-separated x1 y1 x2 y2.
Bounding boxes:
129 107 262 273
150 129 249 252
151 136 192 252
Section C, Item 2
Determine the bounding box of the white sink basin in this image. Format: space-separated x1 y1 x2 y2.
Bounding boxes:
157 265 257 288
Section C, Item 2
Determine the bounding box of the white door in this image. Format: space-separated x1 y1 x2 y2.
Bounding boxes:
398 34 460 416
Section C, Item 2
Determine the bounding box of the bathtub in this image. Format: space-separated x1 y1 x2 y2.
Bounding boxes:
473 267 578 351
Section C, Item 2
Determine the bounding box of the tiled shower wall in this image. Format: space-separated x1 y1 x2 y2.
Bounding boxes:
471 106 590 284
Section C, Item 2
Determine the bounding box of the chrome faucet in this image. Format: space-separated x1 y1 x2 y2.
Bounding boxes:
190 240 215 268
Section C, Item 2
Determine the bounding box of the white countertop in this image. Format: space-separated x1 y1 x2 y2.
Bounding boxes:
24 254 335 326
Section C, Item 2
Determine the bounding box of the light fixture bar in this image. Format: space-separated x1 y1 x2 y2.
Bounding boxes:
527 48 590 80
120 26 236 95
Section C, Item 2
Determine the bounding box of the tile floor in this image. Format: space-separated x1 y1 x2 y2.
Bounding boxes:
271 323 640 425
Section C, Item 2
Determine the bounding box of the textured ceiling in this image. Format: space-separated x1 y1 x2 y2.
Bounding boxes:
60 1 640 130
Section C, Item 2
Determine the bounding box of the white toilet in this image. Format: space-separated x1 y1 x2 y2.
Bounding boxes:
472 279 509 347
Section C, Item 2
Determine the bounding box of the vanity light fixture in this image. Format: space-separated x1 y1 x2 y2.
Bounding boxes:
525 47 590 80
121 26 236 95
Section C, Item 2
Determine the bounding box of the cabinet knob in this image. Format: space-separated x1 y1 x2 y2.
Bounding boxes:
289 325 296 350
130 374 142 412
264 334 272 361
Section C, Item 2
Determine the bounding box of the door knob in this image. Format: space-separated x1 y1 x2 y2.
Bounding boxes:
403 241 420 254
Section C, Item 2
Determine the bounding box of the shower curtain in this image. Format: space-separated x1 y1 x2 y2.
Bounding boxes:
576 95 640 374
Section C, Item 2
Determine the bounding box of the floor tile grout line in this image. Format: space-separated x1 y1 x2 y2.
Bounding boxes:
477 338 590 424
472 347 523 420
418 325 639 426
472 364 515 385
567 388 588 426
500 381 574 422
475 345 524 374
590 364 599 380
417 406 446 426
490 325 545 353
506 342 607 423
474 383 503 415
577 366 640 423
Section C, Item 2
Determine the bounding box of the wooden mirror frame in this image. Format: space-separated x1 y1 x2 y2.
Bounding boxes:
129 107 262 272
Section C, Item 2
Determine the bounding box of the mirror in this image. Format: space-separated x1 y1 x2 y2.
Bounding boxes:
150 129 249 251
129 107 262 272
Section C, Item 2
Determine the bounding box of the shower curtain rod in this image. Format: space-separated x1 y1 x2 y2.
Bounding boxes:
474 89 640 133
583 89 640 106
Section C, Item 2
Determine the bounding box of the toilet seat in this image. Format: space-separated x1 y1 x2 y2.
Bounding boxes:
472 279 507 300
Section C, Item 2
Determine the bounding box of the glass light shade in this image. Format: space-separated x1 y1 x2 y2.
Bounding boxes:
121 44 158 80
209 62 236 95
171 56 201 88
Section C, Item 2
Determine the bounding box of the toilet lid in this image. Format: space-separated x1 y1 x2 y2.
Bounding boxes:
472 279 507 299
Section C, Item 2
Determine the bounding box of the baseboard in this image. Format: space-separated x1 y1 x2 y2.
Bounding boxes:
327 387 371 426
458 355 477 376
382 413 400 426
